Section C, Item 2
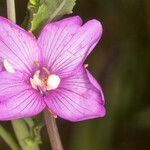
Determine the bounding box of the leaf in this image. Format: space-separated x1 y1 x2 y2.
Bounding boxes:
22 0 76 34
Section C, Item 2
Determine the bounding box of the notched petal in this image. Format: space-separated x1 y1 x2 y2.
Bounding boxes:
45 68 106 122
38 16 103 77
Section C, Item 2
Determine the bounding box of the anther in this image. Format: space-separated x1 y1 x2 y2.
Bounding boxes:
3 59 15 73
34 61 40 67
30 78 37 90
48 109 58 118
84 64 89 68
42 67 50 76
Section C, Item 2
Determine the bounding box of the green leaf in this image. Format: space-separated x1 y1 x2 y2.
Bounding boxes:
23 0 76 34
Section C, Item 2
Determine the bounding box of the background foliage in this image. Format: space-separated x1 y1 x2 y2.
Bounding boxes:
0 0 150 150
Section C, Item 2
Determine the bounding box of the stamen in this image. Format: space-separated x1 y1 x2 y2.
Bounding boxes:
84 64 89 68
30 70 42 90
3 59 15 73
42 67 50 75
48 109 58 118
40 77 47 87
33 70 41 86
30 78 37 90
30 68 60 93
34 61 40 67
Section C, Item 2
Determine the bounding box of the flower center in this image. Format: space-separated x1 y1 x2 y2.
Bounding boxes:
30 67 61 95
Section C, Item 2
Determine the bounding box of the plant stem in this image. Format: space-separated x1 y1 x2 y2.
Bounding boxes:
11 120 40 150
44 109 63 150
11 120 30 150
6 0 16 22
0 125 20 150
6 1 39 150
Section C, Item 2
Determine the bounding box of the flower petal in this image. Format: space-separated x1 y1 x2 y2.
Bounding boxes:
0 17 40 74
38 16 102 76
86 69 105 104
0 72 45 120
45 68 105 122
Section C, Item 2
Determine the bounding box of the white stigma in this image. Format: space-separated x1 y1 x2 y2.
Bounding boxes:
3 59 15 73
47 74 61 90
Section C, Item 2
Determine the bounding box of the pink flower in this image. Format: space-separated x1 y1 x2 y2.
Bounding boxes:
0 16 105 122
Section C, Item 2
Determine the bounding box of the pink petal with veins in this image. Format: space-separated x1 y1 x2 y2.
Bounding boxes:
38 16 103 77
45 68 105 122
0 17 40 75
0 72 45 120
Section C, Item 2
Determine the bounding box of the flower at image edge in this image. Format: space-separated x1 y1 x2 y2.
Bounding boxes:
0 16 105 122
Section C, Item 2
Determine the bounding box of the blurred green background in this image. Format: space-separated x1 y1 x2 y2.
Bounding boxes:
0 0 150 150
